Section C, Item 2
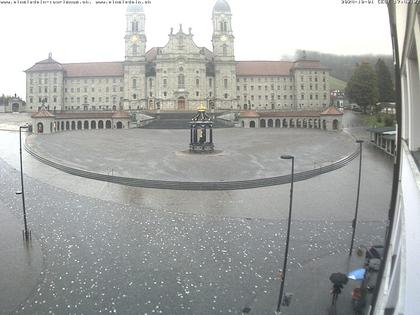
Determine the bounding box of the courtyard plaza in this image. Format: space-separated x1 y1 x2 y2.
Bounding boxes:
0 111 393 314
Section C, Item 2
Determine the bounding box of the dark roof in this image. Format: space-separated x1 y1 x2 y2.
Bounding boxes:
240 111 331 118
239 111 259 118
366 126 396 133
54 111 130 119
213 0 231 13
31 108 55 118
292 60 329 70
127 4 144 12
320 107 343 116
63 62 124 77
25 56 63 72
236 61 294 76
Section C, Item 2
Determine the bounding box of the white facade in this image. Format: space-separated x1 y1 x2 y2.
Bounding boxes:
25 0 330 114
372 4 420 315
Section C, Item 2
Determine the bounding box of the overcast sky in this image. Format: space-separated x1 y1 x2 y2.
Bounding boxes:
0 0 392 99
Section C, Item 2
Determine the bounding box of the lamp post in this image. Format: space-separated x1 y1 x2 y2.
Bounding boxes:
349 140 364 255
17 125 31 241
276 155 295 314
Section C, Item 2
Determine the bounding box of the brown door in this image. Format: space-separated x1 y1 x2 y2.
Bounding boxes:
177 97 185 110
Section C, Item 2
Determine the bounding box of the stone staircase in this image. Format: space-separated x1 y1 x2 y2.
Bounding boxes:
140 112 234 129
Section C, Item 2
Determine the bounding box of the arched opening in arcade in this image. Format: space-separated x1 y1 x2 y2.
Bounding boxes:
322 120 327 130
71 121 76 130
11 103 19 112
116 121 123 129
268 119 273 128
98 120 104 129
91 120 96 129
275 119 281 128
61 121 64 130
297 119 301 128
241 121 245 127
260 119 266 128
77 121 82 130
37 122 43 133
283 119 288 127
290 119 295 128
66 121 70 130
106 120 112 129
84 121 89 129
250 121 255 128
333 119 338 130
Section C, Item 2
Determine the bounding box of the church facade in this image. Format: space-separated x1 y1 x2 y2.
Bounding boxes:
25 0 330 113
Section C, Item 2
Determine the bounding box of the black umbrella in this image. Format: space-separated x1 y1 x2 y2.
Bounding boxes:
329 272 348 285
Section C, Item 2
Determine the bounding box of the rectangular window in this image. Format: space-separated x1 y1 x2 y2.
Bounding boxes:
84 96 87 103
133 79 136 88
224 93 228 99
44 87 48 93
224 78 228 89
301 94 304 100
91 87 95 92
196 91 199 97
209 78 213 87
71 88 74 93
113 86 116 92
251 85 254 91
30 97 33 103
53 96 57 103
92 97 95 102
30 79 33 85
30 87 33 94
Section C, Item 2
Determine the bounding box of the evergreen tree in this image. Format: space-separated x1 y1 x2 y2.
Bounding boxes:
345 63 378 113
375 58 395 103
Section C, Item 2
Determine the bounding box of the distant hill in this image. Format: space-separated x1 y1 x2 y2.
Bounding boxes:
291 50 394 84
329 76 347 91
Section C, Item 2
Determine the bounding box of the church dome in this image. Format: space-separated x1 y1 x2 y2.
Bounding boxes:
126 4 144 13
213 0 231 13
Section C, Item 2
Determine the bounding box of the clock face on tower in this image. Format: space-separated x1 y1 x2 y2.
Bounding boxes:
131 35 139 43
220 35 227 42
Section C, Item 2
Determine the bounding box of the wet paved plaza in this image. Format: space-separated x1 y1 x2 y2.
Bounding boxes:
0 111 394 314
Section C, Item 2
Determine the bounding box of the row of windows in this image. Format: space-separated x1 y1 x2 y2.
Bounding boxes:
238 93 328 101
237 77 294 83
29 96 58 103
300 76 327 82
64 96 122 104
237 85 294 91
29 78 59 85
62 86 123 93
64 78 122 84
29 86 59 93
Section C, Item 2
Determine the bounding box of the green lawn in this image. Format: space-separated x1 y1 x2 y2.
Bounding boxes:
360 113 395 128
329 76 347 91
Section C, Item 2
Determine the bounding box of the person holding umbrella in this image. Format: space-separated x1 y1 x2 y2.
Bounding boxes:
329 272 348 305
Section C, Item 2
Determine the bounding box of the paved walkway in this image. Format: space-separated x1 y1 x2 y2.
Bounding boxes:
0 200 43 315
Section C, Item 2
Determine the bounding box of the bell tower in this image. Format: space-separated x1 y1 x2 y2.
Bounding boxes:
123 4 147 110
125 4 146 61
212 0 234 60
211 0 236 110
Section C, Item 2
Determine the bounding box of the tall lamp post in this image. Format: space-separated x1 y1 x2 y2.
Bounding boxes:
349 140 364 255
276 155 295 314
17 125 31 241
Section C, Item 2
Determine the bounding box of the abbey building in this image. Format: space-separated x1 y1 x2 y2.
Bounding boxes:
25 0 330 113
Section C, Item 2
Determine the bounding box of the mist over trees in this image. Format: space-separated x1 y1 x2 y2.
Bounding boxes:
292 50 393 82
375 58 395 102
345 63 378 113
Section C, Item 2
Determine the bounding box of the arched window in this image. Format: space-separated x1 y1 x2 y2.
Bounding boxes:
178 74 185 89
223 21 227 32
132 78 136 88
260 119 266 128
223 45 227 56
132 44 137 55
106 120 112 129
98 120 104 129
250 121 255 128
